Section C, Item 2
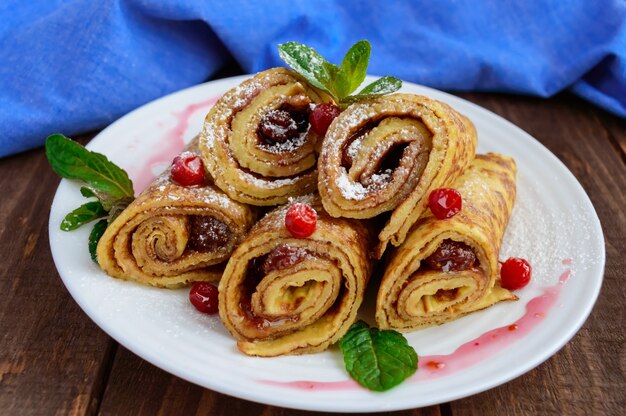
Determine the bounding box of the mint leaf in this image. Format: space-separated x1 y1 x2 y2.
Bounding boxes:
278 41 402 108
339 320 417 392
45 134 135 260
89 219 108 263
351 76 403 100
278 42 331 92
322 62 351 100
60 201 107 231
342 76 403 105
340 40 370 95
46 134 134 201
80 186 97 198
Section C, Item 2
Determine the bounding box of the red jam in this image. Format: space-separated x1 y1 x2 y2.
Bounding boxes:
259 109 299 144
285 203 317 238
187 216 230 252
428 188 462 219
171 152 205 186
500 257 532 290
262 244 308 274
425 240 476 271
189 282 219 314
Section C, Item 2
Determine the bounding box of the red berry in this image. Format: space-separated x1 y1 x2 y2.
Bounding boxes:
171 152 205 186
189 282 219 314
285 203 317 238
500 258 532 290
428 188 462 219
309 103 340 136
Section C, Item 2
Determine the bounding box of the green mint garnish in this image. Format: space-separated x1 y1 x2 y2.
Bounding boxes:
60 201 107 231
46 134 135 262
278 40 402 109
46 133 134 204
89 219 108 262
79 186 97 198
339 320 418 392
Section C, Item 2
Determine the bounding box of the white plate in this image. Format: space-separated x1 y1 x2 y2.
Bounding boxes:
49 76 605 413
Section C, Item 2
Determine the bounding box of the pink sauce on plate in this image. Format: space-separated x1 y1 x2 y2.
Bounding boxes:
131 97 220 193
259 262 573 391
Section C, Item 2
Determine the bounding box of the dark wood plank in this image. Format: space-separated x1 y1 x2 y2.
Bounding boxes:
595 108 626 163
445 93 626 415
0 136 116 415
97 346 442 416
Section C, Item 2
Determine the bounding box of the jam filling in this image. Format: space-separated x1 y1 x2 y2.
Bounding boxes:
261 244 309 274
239 244 320 331
341 122 377 168
433 288 459 302
257 107 310 147
374 142 409 175
425 239 477 272
187 216 231 252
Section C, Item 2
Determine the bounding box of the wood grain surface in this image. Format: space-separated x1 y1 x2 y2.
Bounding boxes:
0 74 624 415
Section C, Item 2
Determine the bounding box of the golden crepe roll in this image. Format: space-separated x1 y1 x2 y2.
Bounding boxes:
96 139 255 288
219 194 373 356
318 93 477 257
376 154 517 330
200 68 332 206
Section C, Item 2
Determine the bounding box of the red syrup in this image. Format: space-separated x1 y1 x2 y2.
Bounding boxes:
131 96 220 193
257 261 573 391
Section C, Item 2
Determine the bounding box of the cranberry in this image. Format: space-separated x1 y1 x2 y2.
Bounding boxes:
309 103 340 136
187 216 230 252
262 244 308 274
171 153 205 186
500 257 532 290
259 109 299 144
189 282 219 314
425 240 476 271
284 202 317 238
428 188 462 219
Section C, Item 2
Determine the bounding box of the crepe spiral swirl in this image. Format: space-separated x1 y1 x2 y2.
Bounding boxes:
96 148 255 288
200 68 331 206
218 195 373 356
376 154 518 330
318 93 477 257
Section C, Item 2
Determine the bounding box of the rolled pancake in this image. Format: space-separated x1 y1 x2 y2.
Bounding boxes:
200 68 331 206
96 140 255 288
376 154 517 330
318 93 477 257
219 194 373 356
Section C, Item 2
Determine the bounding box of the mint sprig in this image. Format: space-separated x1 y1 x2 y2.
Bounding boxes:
46 134 135 261
339 320 418 392
60 201 107 231
278 40 402 109
88 220 108 262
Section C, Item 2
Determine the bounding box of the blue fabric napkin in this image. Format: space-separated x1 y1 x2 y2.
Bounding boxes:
1 0 625 157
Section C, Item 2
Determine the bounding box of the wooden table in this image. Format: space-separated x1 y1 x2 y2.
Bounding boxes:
1 67 624 415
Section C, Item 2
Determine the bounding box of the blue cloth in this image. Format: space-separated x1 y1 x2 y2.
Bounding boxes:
1 0 625 157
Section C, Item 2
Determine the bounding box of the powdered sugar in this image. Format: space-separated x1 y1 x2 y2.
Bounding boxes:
241 171 299 189
336 171 369 200
499 173 601 286
346 137 363 162
369 169 393 185
259 132 308 154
